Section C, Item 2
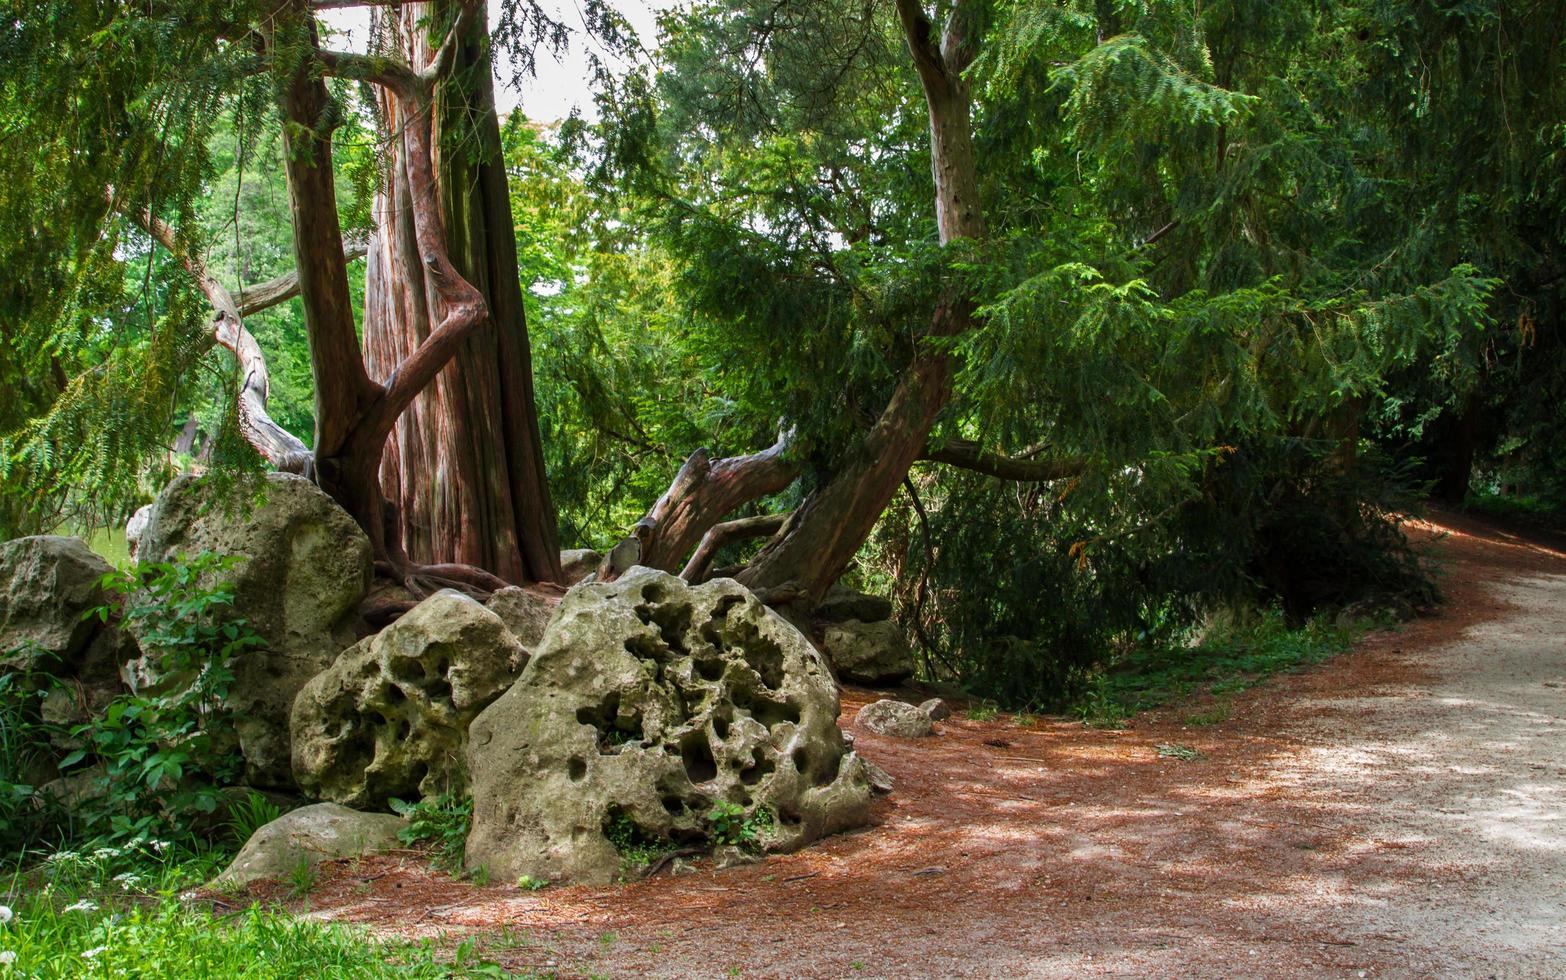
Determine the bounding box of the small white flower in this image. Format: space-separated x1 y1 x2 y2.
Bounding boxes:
0 949 17 965
44 852 75 865
91 848 118 861
178 891 198 903
62 900 98 914
150 840 169 854
0 906 11 925
80 945 107 959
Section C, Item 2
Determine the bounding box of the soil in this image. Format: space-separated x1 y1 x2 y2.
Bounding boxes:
238 510 1566 978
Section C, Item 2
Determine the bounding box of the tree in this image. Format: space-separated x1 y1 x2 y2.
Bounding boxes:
0 0 567 588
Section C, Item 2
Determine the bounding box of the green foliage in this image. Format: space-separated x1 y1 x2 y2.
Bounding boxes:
225 792 283 849
1073 608 1356 725
390 793 473 876
601 807 671 877
705 801 772 852
1 552 261 855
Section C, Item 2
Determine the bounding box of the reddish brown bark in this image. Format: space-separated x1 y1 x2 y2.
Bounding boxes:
362 2 562 585
736 0 986 605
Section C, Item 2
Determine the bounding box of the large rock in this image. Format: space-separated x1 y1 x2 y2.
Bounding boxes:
136 473 372 787
559 549 602 584
465 568 875 886
291 590 526 808
210 803 405 889
486 586 555 648
855 699 934 738
816 585 893 624
821 619 916 686
0 535 130 714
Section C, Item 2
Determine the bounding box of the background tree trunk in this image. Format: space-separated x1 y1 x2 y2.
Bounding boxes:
362 2 562 584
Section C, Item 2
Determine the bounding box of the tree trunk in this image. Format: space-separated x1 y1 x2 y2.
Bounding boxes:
362 2 561 584
273 4 389 556
736 0 985 605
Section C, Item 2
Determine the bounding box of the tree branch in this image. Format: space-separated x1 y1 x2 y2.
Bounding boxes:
919 440 1086 481
680 512 790 584
110 190 313 474
235 234 369 316
894 0 949 93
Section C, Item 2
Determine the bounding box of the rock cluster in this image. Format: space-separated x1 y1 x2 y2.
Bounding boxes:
135 473 373 787
465 568 876 885
291 590 527 808
815 584 915 686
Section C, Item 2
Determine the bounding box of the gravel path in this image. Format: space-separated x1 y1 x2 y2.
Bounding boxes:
286 512 1566 978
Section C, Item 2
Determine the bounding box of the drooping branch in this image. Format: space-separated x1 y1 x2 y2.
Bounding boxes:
680 512 790 584
919 440 1087 482
110 192 312 474
602 429 801 581
235 234 368 316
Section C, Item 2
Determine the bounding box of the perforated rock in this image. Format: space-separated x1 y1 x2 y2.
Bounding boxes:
856 699 934 738
211 803 405 890
291 590 526 808
464 568 876 885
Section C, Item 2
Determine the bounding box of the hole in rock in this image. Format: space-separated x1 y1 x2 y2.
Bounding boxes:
713 594 744 620
680 732 718 784
568 757 587 782
696 658 725 682
409 761 429 790
386 685 407 704
427 677 452 703
624 633 667 664
739 748 774 786
738 627 785 689
750 697 800 728
813 749 842 788
712 710 731 740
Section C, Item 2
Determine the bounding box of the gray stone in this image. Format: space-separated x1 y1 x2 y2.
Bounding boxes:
465 569 875 886
919 697 951 721
816 585 893 624
136 473 372 787
712 845 762 870
211 803 405 889
0 535 130 716
855 699 934 738
486 586 555 648
0 535 114 667
559 549 602 584
861 757 895 794
291 589 526 808
125 504 153 560
821 619 916 686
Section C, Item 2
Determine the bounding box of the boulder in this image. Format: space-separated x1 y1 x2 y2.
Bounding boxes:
465 569 875 886
291 590 526 808
559 549 602 584
136 473 372 787
210 803 405 889
821 619 916 686
0 535 130 714
855 699 934 738
920 697 951 721
816 585 893 624
486 586 555 648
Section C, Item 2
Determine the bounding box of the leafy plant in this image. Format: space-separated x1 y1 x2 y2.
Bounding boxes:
706 801 773 852
390 793 473 875
55 552 263 847
226 791 282 847
515 875 549 891
602 807 671 877
287 854 317 899
964 702 1000 722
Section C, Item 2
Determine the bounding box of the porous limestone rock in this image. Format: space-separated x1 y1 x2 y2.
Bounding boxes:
211 803 405 889
0 535 130 714
821 618 916 686
816 585 893 624
465 568 876 886
136 472 372 787
855 699 934 738
559 549 602 584
486 586 555 648
920 697 951 721
291 589 526 808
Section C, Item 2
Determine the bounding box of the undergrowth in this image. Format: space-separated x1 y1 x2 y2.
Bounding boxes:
1071 609 1357 727
0 843 516 977
390 793 473 875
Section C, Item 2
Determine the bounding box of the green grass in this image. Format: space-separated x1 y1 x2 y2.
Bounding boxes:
1072 609 1357 727
1461 488 1566 527
1 846 518 978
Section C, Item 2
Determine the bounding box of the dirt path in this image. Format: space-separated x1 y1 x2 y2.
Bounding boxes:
279 512 1566 978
